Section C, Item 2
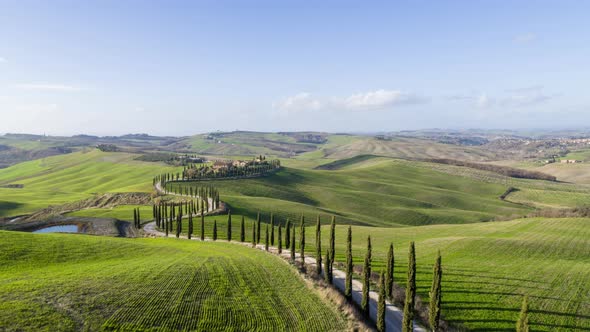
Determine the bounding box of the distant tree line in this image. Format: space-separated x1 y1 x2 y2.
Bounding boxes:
96 144 119 152
136 153 204 166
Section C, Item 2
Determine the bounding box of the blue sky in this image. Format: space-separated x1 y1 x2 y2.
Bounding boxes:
0 0 589 135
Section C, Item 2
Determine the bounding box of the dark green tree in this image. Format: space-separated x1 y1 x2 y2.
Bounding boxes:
402 241 416 332
329 216 336 276
265 224 269 251
429 251 442 332
213 220 217 241
290 224 296 261
188 213 193 240
345 225 353 299
256 212 261 244
250 219 256 247
377 272 386 332
133 208 137 228
386 243 394 299
315 215 322 275
361 236 372 316
299 216 305 265
278 224 282 254
285 218 291 249
516 295 529 332
200 213 205 241
324 248 332 284
227 210 232 242
240 215 245 242
175 215 181 238
270 213 275 246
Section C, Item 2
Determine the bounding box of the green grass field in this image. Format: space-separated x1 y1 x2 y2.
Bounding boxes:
171 158 531 227
0 231 346 331
166 215 590 331
322 217 590 331
0 150 179 217
95 212 590 331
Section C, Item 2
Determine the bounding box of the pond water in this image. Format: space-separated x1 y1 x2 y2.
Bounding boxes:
33 225 80 234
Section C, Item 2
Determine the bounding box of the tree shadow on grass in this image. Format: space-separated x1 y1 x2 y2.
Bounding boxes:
0 201 25 218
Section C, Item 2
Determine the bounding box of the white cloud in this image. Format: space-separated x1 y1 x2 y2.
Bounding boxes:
0 57 6 63
274 89 427 112
15 83 84 92
514 33 536 44
340 89 426 111
273 92 323 112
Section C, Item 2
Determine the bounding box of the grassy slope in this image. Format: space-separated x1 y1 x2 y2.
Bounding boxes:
103 214 590 331
0 231 346 332
316 136 498 161
430 160 590 208
324 217 590 331
184 132 322 157
0 150 179 217
171 158 530 227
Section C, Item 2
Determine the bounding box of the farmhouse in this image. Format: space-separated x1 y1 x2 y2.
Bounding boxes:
232 160 248 167
213 160 232 169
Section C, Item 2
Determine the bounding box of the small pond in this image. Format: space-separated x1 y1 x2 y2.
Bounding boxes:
33 225 80 234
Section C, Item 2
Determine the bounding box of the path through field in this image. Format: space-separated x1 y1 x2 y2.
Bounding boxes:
144 221 426 332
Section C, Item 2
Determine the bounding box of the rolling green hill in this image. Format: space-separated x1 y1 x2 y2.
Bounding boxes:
0 231 346 331
321 217 590 331
170 158 532 227
72 213 590 331
0 149 179 217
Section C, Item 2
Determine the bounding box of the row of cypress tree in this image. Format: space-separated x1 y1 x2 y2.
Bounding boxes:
145 203 529 331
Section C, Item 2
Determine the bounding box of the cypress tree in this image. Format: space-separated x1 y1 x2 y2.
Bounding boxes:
188 214 193 240
265 224 269 251
240 215 245 242
345 225 353 299
516 295 529 332
256 212 261 244
200 213 205 241
270 213 275 246
165 219 168 237
429 251 442 332
299 216 305 265
251 219 256 247
315 215 322 275
290 224 296 261
278 224 282 254
137 209 141 228
361 236 372 316
402 241 416 332
213 220 217 241
133 208 137 228
176 215 181 238
329 216 336 276
386 243 394 299
285 219 291 249
377 271 386 332
227 210 232 242
324 249 332 284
